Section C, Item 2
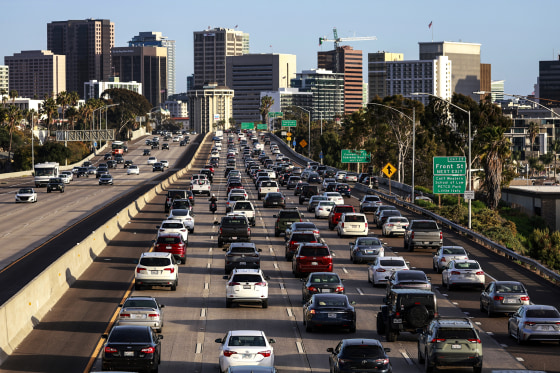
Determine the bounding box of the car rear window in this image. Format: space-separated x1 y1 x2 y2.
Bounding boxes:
262 181 276 187
357 238 381 246
123 299 158 308
222 218 248 226
436 328 477 340
398 271 426 281
167 190 187 199
299 247 330 256
455 262 480 270
315 297 347 307
526 309 560 318
110 327 151 343
335 207 354 213
234 202 251 210
228 335 266 347
401 294 435 307
291 233 317 242
229 247 256 254
281 211 301 219
380 259 406 267
140 257 172 267
310 274 340 283
443 247 466 255
384 210 401 216
413 221 439 229
341 345 385 359
157 236 181 244
344 215 366 222
231 274 263 283
230 195 246 201
162 223 183 229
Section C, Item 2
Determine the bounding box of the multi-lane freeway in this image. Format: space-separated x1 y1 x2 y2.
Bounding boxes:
0 132 558 373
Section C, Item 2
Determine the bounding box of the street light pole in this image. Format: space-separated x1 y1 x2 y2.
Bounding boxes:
412 92 472 229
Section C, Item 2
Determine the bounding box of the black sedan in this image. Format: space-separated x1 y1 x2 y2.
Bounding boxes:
301 272 345 302
99 174 114 185
162 143 170 150
102 325 163 372
263 192 286 208
152 162 165 172
327 338 391 373
303 294 356 333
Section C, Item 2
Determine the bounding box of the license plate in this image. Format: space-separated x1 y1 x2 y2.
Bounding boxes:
243 285 251 289
365 250 373 254
231 237 237 240
505 298 518 303
166 246 172 250
423 242 429 245
124 351 134 357
537 325 554 331
451 344 462 349
242 354 252 359
151 270 159 275
240 262 246 265
311 262 318 265
131 314 146 319
272 202 278 205
393 318 402 324
352 225 359 228
328 313 337 318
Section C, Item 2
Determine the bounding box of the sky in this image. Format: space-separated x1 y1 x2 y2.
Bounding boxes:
2 0 559 97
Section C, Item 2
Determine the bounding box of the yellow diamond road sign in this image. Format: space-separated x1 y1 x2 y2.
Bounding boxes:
286 136 291 141
287 132 292 137
382 163 397 178
299 139 308 148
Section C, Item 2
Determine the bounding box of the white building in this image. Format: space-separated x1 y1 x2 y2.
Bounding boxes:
187 83 234 134
164 100 188 118
84 77 142 100
0 65 8 94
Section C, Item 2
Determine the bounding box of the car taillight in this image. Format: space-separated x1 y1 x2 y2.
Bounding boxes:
164 268 175 273
451 271 461 275
376 268 386 272
308 286 317 292
136 267 146 273
441 257 446 262
104 346 118 353
335 286 344 292
520 296 530 301
148 313 159 318
475 271 484 275
411 232 415 239
228 282 240 286
159 229 165 232
431 338 446 343
341 223 344 228
223 350 237 357
219 228 223 234
365 222 368 228
493 295 504 301
439 231 443 240
255 282 267 287
141 346 155 354
309 309 316 315
468 339 481 343
524 321 536 326
374 358 389 365
119 313 130 318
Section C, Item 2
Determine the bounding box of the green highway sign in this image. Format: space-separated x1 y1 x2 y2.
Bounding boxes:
341 149 370 163
269 112 283 118
282 120 297 127
241 122 254 130
433 175 467 194
256 123 267 130
433 156 466 176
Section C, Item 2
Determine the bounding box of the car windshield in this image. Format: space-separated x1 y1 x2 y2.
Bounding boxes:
123 299 158 308
316 298 347 307
230 195 246 201
443 248 466 255
293 223 315 230
455 262 480 270
357 238 381 246
231 274 263 283
344 215 365 222
139 257 172 267
310 274 340 283
341 345 385 359
19 188 33 193
526 309 560 318
110 327 151 343
436 328 477 339
228 335 266 347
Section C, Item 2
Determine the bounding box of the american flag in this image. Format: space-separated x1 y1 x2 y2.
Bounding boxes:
428 21 432 29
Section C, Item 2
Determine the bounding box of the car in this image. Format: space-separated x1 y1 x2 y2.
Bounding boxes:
508 304 560 344
480 281 530 317
46 177 64 193
349 236 385 264
162 143 169 150
145 139 152 145
432 246 469 273
373 205 398 227
147 156 157 165
116 296 165 332
217 214 251 247
307 195 327 213
223 242 262 274
292 242 333 277
385 269 431 297
344 172 358 182
114 155 124 164
15 188 37 203
382 216 409 237
164 189 190 213
321 177 336 190
285 231 322 261
284 221 320 238
179 140 187 146
76 166 89 178
294 182 308 196
95 166 109 178
151 142 160 150
157 219 189 242
367 256 409 286
376 209 402 228
334 171 347 182
334 183 351 197
167 208 195 233
314 200 335 219
273 208 304 237
123 160 134 168
104 153 113 160
360 194 382 213
378 289 438 342
336 212 368 237
101 325 162 373
127 165 140 175
328 204 355 230
323 191 344 205
442 259 485 290
215 330 276 372
224 269 269 308
107 160 117 169
154 232 187 264
226 193 248 213
160 160 169 168
134 252 178 291
286 176 301 189
327 339 391 373
152 162 165 172
230 200 256 226
298 184 319 205
98 174 113 185
303 294 356 333
60 171 73 183
418 317 483 373
143 149 151 156
226 367 277 373
263 192 286 208
301 272 344 302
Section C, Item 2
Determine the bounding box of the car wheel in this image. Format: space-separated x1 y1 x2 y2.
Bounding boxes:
225 299 232 308
473 366 482 373
218 239 223 248
305 321 312 333
134 283 142 291
47 190 51 193
517 329 525 345
262 299 268 309
349 323 356 333
328 223 334 230
480 301 485 312
386 324 397 342
171 281 177 291
274 230 280 237
446 281 453 291
376 312 385 335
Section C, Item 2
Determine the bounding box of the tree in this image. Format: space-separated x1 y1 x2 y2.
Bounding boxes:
0 89 8 108
551 138 560 180
259 95 274 127
6 105 22 160
527 121 540 158
40 95 58 134
101 88 151 140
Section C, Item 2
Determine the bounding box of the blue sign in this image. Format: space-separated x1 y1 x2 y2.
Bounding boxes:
94 142 97 147
319 151 323 159
292 140 296 147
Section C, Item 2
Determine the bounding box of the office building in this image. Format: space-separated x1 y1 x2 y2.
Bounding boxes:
491 80 505 102
84 77 142 100
367 53 452 106
187 83 234 134
260 87 313 119
318 46 363 115
291 68 344 122
419 41 481 100
4 50 66 99
47 19 114 97
226 53 296 124
0 65 8 94
111 46 167 106
129 32 176 96
164 100 188 118
193 27 249 88
367 52 404 101
538 58 560 107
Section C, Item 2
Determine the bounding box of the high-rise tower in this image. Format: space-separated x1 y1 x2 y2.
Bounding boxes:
47 19 114 98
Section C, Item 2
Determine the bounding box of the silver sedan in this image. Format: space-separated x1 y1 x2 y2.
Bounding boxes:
432 246 469 273
480 281 530 317
508 304 560 344
115 296 165 332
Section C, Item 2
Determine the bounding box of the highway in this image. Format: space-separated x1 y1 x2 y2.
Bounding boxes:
0 132 558 373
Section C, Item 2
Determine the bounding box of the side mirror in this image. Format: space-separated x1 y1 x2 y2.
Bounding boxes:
273 215 277 218
351 301 356 305
160 304 165 308
156 226 160 229
222 248 227 251
213 221 221 226
265 276 271 280
269 338 276 343
222 275 228 280
327 347 334 353
118 303 123 307
258 249 262 252
158 335 164 340
215 338 223 344
384 348 391 353
382 297 387 304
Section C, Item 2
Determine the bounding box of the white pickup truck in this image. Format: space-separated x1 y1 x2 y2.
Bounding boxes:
258 180 279 199
229 200 256 226
192 178 211 196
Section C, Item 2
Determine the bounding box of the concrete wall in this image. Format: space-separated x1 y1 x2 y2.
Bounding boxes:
0 132 211 365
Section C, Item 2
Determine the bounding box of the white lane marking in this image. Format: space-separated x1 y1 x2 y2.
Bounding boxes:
516 357 525 362
269 247 274 253
279 283 285 290
200 308 206 318
356 288 364 295
274 263 279 270
287 308 293 317
500 343 508 348
195 343 203 354
295 341 304 354
452 302 459 305
474 321 482 325
400 350 414 365
208 247 212 253
486 331 494 335
332 252 336 257
204 283 209 290
207 263 211 268
342 267 348 274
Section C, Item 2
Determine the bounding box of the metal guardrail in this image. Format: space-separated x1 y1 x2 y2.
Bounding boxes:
268 132 560 285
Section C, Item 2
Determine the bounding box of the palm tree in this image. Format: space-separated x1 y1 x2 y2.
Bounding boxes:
6 105 22 161
9 90 18 104
40 95 58 134
551 138 560 181
0 89 7 108
259 95 274 127
527 122 540 158
56 91 69 125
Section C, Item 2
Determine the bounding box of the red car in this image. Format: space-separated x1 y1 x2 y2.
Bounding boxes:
285 231 321 261
292 243 333 277
154 233 187 264
328 205 355 230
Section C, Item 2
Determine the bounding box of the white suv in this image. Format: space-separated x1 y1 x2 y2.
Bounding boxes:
224 268 269 308
134 252 178 291
336 212 369 237
215 330 276 373
157 219 189 242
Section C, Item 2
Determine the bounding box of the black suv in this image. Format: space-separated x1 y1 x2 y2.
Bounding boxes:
47 177 65 193
165 189 189 213
377 289 438 342
298 185 319 205
273 208 304 237
223 242 262 273
217 215 251 247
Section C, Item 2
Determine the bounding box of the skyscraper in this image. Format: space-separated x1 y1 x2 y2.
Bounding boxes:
539 58 560 107
47 19 114 97
318 46 363 115
193 27 249 88
129 32 176 96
